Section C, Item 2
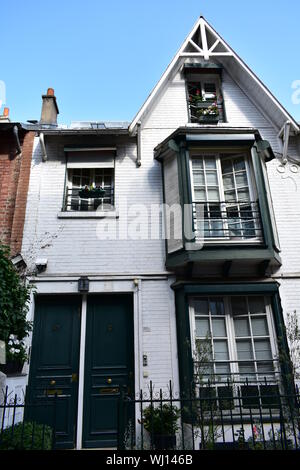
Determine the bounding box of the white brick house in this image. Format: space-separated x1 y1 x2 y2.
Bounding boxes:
14 17 300 449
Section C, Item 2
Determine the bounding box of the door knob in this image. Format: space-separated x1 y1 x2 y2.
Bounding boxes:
107 378 112 384
71 373 78 383
50 380 56 385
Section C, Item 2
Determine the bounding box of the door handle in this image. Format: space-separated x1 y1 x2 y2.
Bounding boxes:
107 378 112 384
50 380 56 385
71 373 78 383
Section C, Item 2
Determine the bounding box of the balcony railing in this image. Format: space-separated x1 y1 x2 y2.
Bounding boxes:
192 200 263 242
63 186 114 211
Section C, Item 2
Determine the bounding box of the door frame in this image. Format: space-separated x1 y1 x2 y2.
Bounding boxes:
27 282 142 450
75 287 140 449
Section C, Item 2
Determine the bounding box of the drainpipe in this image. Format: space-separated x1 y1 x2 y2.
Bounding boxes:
39 132 47 162
13 125 22 155
136 121 141 167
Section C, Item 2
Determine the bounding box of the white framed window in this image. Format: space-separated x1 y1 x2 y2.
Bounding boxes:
189 151 262 242
65 167 114 211
189 295 279 385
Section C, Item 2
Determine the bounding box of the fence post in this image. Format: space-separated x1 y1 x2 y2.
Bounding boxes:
0 372 6 428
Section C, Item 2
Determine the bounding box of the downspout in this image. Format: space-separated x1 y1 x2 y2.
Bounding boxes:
13 125 22 155
39 132 47 161
136 121 141 167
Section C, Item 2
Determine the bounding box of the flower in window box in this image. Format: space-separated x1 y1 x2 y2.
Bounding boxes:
78 184 106 199
196 103 219 117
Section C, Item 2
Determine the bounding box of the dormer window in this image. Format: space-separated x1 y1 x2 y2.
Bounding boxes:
184 66 225 124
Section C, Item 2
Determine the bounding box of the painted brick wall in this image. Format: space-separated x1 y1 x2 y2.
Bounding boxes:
141 278 179 392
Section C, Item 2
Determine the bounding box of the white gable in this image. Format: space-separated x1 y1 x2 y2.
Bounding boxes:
130 16 299 135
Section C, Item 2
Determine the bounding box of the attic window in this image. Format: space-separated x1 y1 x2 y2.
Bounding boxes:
186 74 225 124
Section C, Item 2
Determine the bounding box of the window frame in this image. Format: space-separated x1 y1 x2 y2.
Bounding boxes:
65 167 115 212
189 149 262 243
189 294 279 385
185 73 225 123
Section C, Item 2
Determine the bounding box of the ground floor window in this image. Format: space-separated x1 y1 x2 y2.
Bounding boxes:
189 295 279 386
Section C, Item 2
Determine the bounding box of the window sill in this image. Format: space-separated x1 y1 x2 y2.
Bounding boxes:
57 210 119 219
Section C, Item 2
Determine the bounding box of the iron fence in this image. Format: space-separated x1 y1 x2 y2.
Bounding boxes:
118 380 300 451
0 386 58 450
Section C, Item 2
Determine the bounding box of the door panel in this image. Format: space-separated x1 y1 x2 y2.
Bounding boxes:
27 296 81 449
83 294 134 448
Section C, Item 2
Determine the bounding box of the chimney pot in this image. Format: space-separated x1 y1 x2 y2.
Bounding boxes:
3 107 9 117
47 88 54 96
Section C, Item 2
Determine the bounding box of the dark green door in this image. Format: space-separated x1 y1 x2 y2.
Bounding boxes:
83 294 134 448
27 296 81 449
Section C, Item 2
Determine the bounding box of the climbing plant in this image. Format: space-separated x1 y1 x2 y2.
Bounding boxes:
0 244 32 348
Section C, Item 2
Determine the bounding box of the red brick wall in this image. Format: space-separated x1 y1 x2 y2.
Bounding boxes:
0 129 34 255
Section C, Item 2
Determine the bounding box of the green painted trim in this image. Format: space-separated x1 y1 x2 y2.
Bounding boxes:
166 246 281 269
175 288 194 398
251 146 276 249
161 157 169 261
173 282 279 294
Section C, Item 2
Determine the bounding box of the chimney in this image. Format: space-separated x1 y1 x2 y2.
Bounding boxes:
40 88 59 125
0 107 10 122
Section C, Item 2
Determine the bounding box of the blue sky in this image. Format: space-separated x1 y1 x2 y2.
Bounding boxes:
1 0 300 124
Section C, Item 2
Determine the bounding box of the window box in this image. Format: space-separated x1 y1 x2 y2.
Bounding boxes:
78 187 106 199
197 115 219 123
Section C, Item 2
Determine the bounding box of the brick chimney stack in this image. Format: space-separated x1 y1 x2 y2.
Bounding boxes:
40 88 59 125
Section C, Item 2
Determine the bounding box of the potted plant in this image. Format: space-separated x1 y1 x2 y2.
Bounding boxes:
0 334 28 374
142 404 180 449
78 184 106 199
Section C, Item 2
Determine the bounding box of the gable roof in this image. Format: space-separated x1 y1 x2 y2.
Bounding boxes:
129 16 300 135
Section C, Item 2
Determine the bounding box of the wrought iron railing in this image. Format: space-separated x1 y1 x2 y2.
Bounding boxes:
192 200 263 241
0 386 57 450
118 380 300 451
63 186 114 211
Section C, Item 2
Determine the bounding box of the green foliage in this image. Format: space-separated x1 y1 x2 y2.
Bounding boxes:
0 421 53 450
142 404 180 436
0 245 32 356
